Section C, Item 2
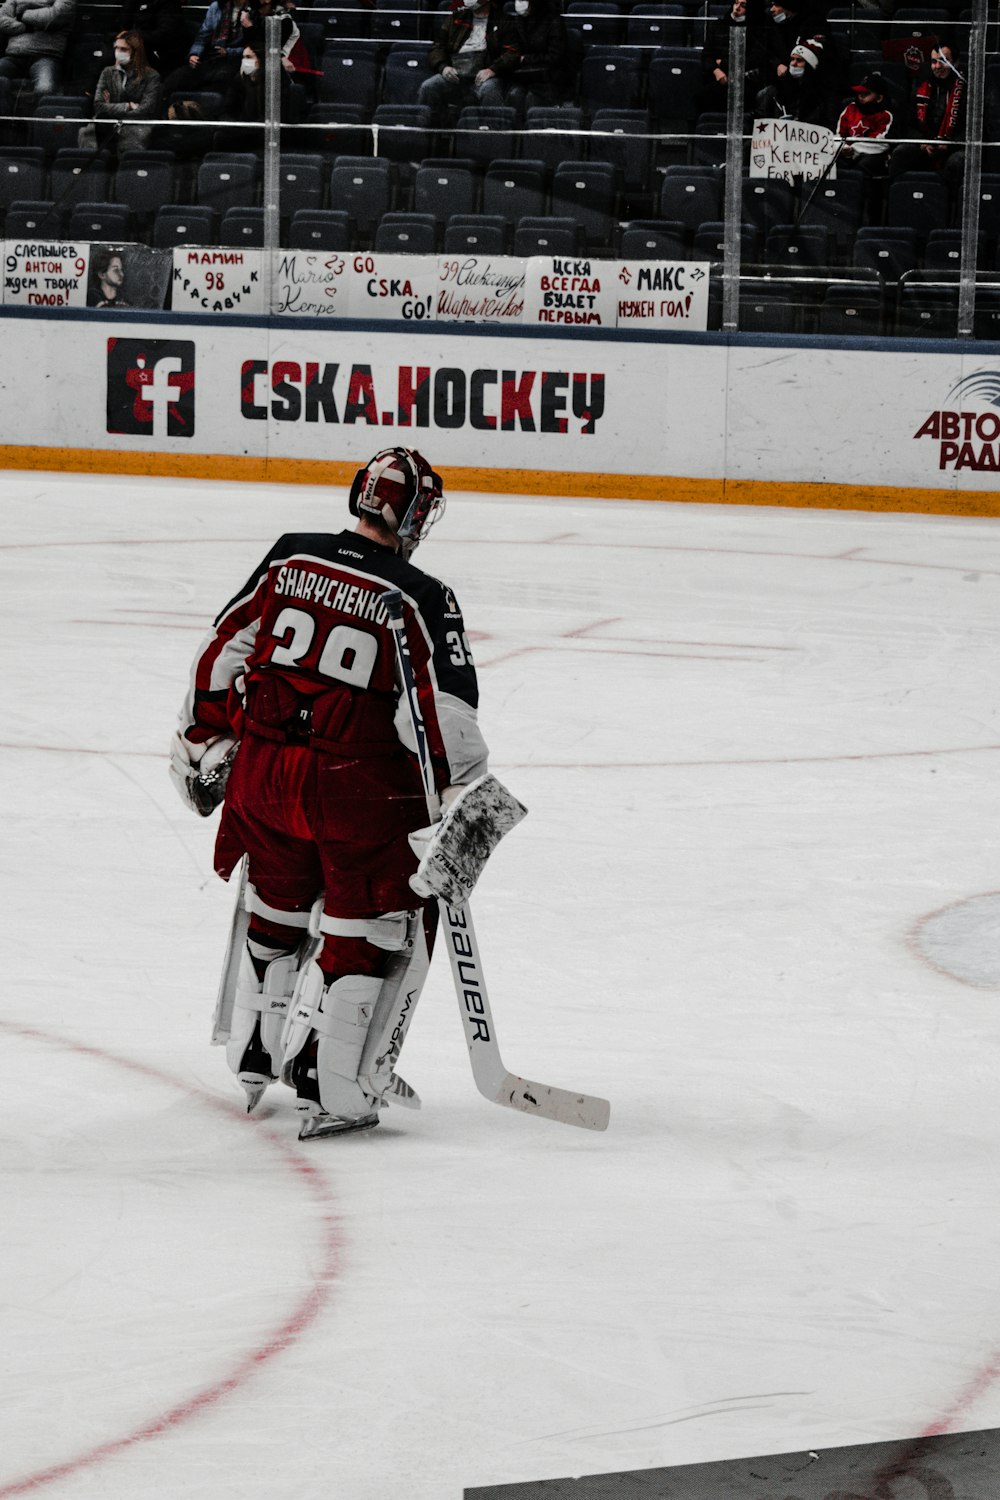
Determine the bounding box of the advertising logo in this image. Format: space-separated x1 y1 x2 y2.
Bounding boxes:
107 338 196 438
913 369 1000 472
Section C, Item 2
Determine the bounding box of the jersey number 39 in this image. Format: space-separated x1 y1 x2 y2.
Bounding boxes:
268 606 377 688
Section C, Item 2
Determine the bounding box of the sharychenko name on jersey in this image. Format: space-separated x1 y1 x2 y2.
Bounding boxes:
240 361 606 435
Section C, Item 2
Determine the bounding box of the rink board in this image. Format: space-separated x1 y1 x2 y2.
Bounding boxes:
1 308 1000 514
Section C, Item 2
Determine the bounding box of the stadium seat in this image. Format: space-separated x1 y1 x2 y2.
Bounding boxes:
373 210 436 251
329 156 394 241
3 198 67 236
49 148 110 208
692 220 760 260
764 223 832 268
852 225 918 280
29 98 90 157
579 50 643 113
658 167 722 236
886 172 951 245
196 157 257 215
895 282 960 338
152 204 218 246
68 200 134 240
113 151 177 224
220 207 265 246
739 281 805 334
797 171 865 256
590 110 654 205
287 208 353 249
619 218 688 258
381 46 431 106
627 4 689 48
275 155 325 218
0 147 46 212
513 215 584 256
564 1 624 48
741 179 795 240
482 158 547 224
371 0 425 44
522 107 587 177
818 283 883 337
453 107 517 170
551 160 618 249
647 47 702 126
413 161 478 224
319 49 380 112
442 214 508 253
372 104 432 174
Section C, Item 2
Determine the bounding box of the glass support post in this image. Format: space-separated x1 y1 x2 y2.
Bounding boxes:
721 22 746 332
263 12 282 316
957 0 986 338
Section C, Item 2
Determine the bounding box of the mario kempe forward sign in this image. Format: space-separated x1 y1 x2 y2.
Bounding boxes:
751 117 841 181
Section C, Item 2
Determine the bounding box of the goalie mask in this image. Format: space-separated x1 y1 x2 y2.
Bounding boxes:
349 448 445 558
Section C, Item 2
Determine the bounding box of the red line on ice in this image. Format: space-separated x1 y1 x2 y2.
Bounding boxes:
0 1020 343 1498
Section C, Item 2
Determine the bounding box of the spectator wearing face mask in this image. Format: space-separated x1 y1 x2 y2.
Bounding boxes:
417 0 520 127
504 0 572 116
79 28 162 153
756 37 826 123
889 44 966 186
213 39 289 146
701 0 769 111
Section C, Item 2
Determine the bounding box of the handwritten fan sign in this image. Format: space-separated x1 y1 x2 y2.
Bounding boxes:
435 256 525 322
613 260 710 330
276 249 349 317
170 248 265 314
522 257 618 328
3 241 89 307
750 118 840 181
344 253 437 322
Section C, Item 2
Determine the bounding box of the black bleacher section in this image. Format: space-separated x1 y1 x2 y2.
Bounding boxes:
0 0 998 336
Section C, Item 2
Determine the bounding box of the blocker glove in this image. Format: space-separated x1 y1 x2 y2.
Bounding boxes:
408 774 527 906
169 731 238 816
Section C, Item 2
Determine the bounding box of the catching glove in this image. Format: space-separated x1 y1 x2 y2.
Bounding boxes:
169 731 237 817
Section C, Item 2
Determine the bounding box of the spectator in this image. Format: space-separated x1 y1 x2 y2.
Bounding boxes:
417 0 520 127
212 38 289 145
890 43 966 186
153 93 210 159
79 30 162 154
240 0 302 72
505 0 572 115
756 38 826 124
0 0 75 98
119 0 190 73
836 69 894 173
701 0 768 111
158 0 245 102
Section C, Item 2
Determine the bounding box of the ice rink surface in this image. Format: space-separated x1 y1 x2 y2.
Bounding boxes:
2 470 1000 1500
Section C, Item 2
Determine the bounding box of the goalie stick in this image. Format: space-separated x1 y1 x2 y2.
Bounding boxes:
383 587 610 1133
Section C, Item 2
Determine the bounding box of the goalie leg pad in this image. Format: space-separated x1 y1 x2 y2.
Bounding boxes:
357 909 430 1100
280 908 430 1124
226 947 300 1110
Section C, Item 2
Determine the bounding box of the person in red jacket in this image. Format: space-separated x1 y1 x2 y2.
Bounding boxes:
836 71 894 179
889 44 965 186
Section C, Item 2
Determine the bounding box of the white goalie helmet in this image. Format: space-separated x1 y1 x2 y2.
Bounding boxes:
349 447 446 556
